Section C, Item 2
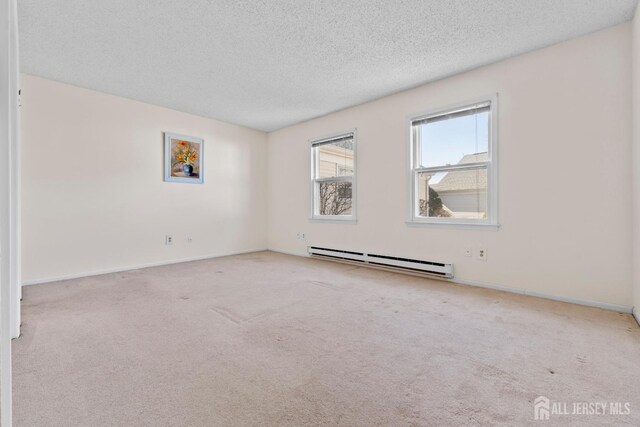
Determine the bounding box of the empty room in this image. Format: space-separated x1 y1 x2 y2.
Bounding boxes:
1 0 640 425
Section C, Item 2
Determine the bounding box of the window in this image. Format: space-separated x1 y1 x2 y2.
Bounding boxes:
409 97 497 226
310 131 356 221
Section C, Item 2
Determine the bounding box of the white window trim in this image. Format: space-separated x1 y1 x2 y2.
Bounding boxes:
406 94 499 229
309 129 357 223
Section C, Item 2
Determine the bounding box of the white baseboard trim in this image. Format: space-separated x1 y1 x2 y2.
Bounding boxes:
21 248 268 286
453 278 632 314
633 307 640 326
269 249 633 314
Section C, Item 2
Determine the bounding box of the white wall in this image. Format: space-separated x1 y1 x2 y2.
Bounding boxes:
21 75 268 283
268 23 633 308
632 5 640 319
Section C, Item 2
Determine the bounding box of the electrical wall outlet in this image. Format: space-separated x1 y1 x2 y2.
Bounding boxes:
297 232 306 240
165 235 174 245
187 237 193 244
463 247 472 257
476 247 487 261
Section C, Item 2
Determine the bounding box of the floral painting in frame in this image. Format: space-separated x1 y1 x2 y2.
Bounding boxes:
164 132 204 184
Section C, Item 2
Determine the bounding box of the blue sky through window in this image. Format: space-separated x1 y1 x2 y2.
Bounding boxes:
419 111 489 181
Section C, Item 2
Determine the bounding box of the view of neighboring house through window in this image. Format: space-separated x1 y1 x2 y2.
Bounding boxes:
410 99 496 224
311 132 356 220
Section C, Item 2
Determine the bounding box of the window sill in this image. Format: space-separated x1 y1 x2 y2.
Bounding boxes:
405 221 500 231
309 217 357 224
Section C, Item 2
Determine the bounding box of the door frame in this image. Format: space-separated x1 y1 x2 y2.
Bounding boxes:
1 0 21 424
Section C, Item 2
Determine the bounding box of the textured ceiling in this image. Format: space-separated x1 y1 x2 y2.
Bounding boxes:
18 0 638 131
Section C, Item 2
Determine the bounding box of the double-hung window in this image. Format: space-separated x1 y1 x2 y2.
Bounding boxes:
310 131 356 221
409 97 497 226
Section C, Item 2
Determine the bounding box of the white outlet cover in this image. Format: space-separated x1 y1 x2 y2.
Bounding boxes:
464 247 472 257
165 235 173 245
476 247 487 261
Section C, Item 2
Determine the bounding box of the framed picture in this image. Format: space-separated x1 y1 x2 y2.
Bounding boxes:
164 132 204 184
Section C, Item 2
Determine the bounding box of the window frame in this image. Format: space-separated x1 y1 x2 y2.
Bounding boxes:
309 129 357 223
406 95 499 229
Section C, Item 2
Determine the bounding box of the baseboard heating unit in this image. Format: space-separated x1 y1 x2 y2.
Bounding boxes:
308 246 454 279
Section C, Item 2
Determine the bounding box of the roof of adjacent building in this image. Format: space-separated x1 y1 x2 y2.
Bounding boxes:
431 153 488 193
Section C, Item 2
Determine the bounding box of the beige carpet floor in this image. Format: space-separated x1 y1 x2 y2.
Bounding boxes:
12 251 640 426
